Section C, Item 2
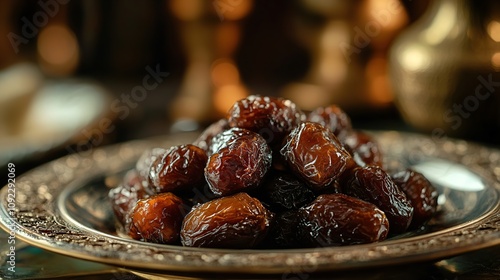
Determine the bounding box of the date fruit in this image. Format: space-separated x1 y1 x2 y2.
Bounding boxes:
108 170 152 226
342 131 383 167
205 128 272 196
280 122 355 191
307 105 352 140
206 127 255 157
267 210 303 248
186 183 219 205
128 192 187 244
192 118 229 154
259 171 316 212
136 148 167 180
299 194 389 246
344 166 414 234
180 192 272 248
148 144 208 194
228 95 305 146
392 169 438 229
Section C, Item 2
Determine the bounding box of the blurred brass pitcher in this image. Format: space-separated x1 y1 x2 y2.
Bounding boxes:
389 0 500 141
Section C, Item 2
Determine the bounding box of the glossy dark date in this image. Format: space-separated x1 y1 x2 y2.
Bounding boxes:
259 171 316 212
307 104 352 140
148 144 208 194
206 127 255 157
342 131 384 168
205 128 272 196
392 169 438 229
280 122 355 191
180 192 272 248
267 210 303 248
135 148 166 180
108 169 152 226
228 95 305 146
192 118 229 154
299 194 389 246
344 166 414 234
128 192 187 244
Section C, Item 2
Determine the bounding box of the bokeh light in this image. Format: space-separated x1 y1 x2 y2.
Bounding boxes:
213 84 248 116
366 56 392 105
37 24 79 76
491 52 500 70
169 0 205 21
221 0 253 21
211 59 240 88
488 21 500 42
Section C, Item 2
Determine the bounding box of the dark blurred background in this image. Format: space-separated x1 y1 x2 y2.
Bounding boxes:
2 0 500 177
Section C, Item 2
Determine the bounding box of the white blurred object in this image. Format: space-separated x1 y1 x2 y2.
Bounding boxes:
0 76 109 165
0 63 44 135
412 159 486 192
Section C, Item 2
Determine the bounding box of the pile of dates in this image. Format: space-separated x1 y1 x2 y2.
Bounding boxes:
109 95 438 249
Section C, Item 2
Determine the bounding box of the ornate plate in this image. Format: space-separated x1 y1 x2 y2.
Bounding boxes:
1 131 499 274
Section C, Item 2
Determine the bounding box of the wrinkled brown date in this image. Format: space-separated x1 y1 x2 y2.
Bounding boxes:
299 194 389 246
180 192 272 248
128 192 187 244
108 169 152 226
345 166 414 234
342 131 384 168
206 127 255 157
307 105 352 140
192 118 229 154
228 95 305 146
148 144 208 194
267 210 303 248
135 147 167 180
205 128 272 197
392 169 438 229
259 171 316 212
280 122 355 191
